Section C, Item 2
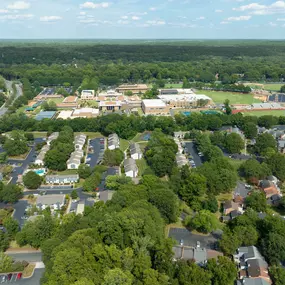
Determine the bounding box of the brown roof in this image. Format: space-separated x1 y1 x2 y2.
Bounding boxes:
223 200 239 210
206 250 223 260
63 96 78 103
234 195 244 203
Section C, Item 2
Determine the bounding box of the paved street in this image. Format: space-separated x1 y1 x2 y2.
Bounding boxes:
0 81 23 117
8 138 44 184
86 138 105 168
6 252 42 262
184 141 203 167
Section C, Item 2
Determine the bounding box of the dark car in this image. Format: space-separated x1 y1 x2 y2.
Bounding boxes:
7 273 12 280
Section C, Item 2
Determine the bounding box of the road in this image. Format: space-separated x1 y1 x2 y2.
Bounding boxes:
184 141 203 167
0 80 22 116
6 252 42 262
8 138 44 184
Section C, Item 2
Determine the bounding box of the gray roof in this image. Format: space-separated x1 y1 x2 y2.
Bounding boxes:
99 190 115 203
172 246 207 264
130 143 142 156
108 133 119 147
45 174 79 181
238 246 264 261
259 180 272 189
124 158 138 173
241 278 271 285
36 194 65 206
278 140 285 148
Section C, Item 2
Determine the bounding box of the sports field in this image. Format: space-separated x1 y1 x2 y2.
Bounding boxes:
196 90 261 104
263 83 283 92
244 110 285 117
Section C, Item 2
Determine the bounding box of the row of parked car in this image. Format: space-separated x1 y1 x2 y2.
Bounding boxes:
1 272 22 283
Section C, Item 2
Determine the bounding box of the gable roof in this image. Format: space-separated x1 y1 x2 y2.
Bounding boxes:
124 158 138 173
130 143 142 156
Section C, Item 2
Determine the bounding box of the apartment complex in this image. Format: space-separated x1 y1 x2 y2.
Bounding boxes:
99 101 122 112
142 99 169 115
116 84 149 95
67 134 86 169
81 90 95 100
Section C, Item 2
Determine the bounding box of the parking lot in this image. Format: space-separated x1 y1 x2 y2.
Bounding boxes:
40 88 56 95
184 141 203 167
0 268 44 285
168 227 219 249
86 138 105 168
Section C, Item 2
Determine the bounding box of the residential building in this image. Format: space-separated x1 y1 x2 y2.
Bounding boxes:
124 158 138 178
223 200 243 215
259 180 280 199
108 133 120 150
129 143 142 160
172 243 223 266
99 101 122 112
45 174 79 184
159 88 195 95
67 150 84 169
220 126 245 139
74 134 86 150
116 84 149 95
234 246 271 285
174 131 188 139
142 99 169 115
99 190 115 203
81 90 95 100
36 194 65 210
35 133 59 165
57 110 73 120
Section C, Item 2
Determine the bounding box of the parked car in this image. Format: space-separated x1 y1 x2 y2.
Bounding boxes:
1 275 6 283
17 273 22 280
7 274 12 281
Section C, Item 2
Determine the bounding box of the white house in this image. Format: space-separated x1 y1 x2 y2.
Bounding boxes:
35 145 50 165
36 194 65 210
129 143 142 160
124 158 138 178
74 134 86 150
108 133 120 150
45 174 79 184
46 132 59 145
67 150 84 169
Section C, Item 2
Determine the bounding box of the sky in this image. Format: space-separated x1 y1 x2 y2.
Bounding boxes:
0 0 285 39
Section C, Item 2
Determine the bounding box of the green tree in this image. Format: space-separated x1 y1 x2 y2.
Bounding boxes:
0 152 7 164
3 217 19 238
103 268 133 285
3 130 28 156
270 266 285 285
23 171 42 189
219 228 241 255
224 99 232 115
224 133 244 154
105 175 133 190
71 190 78 200
78 164 92 179
82 172 101 192
239 159 271 180
0 252 13 273
281 85 285 93
202 195 218 213
0 184 23 203
103 149 124 166
0 232 9 252
186 210 219 234
267 153 285 181
255 133 277 155
206 256 238 285
243 122 258 139
245 191 267 212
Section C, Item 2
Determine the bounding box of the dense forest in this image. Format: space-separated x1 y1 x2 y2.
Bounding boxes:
0 41 285 85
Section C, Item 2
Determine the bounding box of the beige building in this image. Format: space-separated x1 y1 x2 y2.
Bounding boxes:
57 108 99 119
99 101 122 112
81 90 95 100
142 99 169 115
116 84 149 95
97 90 124 101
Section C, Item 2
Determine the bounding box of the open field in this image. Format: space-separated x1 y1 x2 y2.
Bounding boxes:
264 83 283 91
120 139 129 152
164 83 183 88
196 90 261 104
75 132 103 139
48 98 64 104
244 110 285 117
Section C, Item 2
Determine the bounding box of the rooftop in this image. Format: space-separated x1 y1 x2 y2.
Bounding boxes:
142 99 166 108
63 96 78 103
158 94 211 102
99 190 115 203
35 111 56 121
36 194 65 206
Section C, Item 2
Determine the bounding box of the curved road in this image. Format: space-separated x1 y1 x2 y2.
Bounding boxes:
0 80 22 116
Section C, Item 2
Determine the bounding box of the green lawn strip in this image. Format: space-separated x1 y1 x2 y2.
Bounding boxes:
263 83 283 91
120 139 129 152
136 158 148 176
244 110 285 117
196 90 261 104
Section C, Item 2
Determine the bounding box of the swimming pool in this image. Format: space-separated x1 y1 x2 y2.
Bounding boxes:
183 111 191 116
34 169 45 176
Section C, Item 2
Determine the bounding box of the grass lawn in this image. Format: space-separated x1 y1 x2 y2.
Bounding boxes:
227 158 244 170
138 141 148 151
216 192 233 203
120 139 129 152
32 132 47 138
196 90 261 104
75 132 103 139
48 98 64 105
164 83 183 88
8 150 30 160
263 83 283 91
48 169 78 175
131 133 142 142
16 105 27 114
244 110 285 117
23 264 36 278
136 158 148 176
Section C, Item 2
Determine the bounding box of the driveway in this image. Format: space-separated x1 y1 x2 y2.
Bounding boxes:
184 142 203 167
86 138 105 168
168 227 219 249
